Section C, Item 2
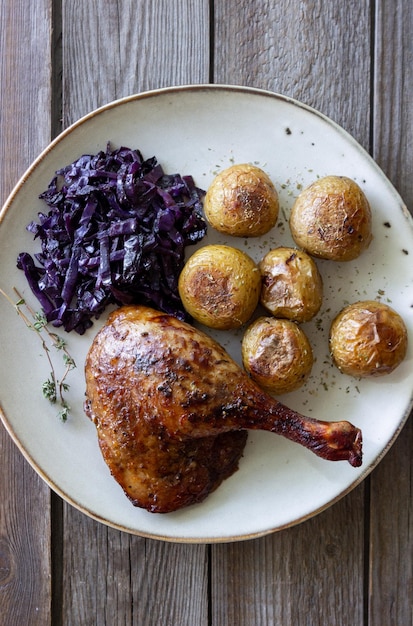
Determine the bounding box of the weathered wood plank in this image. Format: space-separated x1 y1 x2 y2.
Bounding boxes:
61 508 209 626
214 0 372 149
369 421 413 626
369 1 413 624
59 2 210 624
212 489 365 625
0 2 54 625
211 1 371 623
2 0 411 624
372 0 413 202
61 0 210 127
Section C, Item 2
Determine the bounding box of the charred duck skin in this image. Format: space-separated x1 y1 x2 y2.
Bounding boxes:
84 305 362 513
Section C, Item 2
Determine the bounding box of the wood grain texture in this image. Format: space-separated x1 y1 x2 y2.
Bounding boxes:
211 489 365 626
60 508 209 626
0 1 54 188
58 2 211 625
372 0 413 202
369 422 413 626
1 0 412 624
0 442 52 626
211 2 369 622
368 1 413 624
214 0 371 148
61 0 210 127
0 2 53 625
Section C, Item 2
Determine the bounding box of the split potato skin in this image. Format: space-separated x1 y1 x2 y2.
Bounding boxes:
178 244 261 330
329 300 408 377
242 317 313 394
289 175 372 261
259 247 323 322
204 163 279 237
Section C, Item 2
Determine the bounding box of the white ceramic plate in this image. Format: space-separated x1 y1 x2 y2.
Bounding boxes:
1 85 413 543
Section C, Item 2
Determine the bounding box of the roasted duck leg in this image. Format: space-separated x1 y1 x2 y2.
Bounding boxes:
85 305 362 513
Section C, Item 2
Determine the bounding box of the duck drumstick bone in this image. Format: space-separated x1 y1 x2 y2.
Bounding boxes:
85 306 362 512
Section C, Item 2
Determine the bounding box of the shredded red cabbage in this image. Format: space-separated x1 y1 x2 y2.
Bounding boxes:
17 143 207 334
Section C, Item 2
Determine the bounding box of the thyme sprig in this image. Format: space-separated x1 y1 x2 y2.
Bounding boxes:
0 287 76 421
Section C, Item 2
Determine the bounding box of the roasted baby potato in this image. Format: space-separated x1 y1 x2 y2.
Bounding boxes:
329 300 408 377
204 163 279 237
178 244 261 330
242 316 313 394
289 175 372 261
259 247 323 322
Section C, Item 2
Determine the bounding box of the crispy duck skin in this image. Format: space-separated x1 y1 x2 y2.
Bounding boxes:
84 305 362 513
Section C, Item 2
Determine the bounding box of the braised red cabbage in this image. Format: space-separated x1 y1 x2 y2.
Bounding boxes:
17 143 207 334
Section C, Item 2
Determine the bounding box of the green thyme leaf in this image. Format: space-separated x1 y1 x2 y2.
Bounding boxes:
42 376 57 403
1 287 76 421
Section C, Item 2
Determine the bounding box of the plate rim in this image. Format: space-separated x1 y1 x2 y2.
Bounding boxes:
1 83 409 223
1 83 412 543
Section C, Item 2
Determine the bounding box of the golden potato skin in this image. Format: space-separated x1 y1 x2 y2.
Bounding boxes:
329 300 408 377
204 163 279 237
242 317 313 394
289 175 372 261
178 244 261 330
259 247 323 322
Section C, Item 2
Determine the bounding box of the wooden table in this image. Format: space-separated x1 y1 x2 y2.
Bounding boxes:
1 2 412 624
